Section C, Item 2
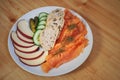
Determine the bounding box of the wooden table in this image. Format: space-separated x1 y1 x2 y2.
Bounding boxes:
0 0 120 80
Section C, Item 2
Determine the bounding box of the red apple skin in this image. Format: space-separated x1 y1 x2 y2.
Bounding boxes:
18 52 44 66
17 27 33 39
13 44 39 53
19 58 41 67
19 58 42 66
11 33 34 48
16 30 34 44
14 49 44 60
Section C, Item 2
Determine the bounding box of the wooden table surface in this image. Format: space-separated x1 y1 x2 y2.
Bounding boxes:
0 0 120 80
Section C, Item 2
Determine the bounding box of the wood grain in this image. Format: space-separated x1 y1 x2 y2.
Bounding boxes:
0 0 120 80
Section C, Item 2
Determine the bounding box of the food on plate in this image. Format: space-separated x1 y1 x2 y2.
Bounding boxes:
39 9 65 51
33 30 42 46
17 20 33 39
13 43 39 53
41 9 88 72
16 30 33 44
29 18 36 33
11 31 34 48
11 18 48 65
10 8 88 73
29 12 48 46
29 16 39 32
38 12 48 18
34 16 39 28
37 12 48 30
19 51 48 66
14 49 44 59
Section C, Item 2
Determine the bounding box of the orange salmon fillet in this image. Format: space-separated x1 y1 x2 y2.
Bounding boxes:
41 9 88 73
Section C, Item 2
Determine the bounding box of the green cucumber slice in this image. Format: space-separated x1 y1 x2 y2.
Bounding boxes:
33 30 42 46
38 21 46 25
39 16 47 21
39 12 48 19
37 25 45 30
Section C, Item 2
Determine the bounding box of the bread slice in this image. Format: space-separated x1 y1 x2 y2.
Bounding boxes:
47 9 65 32
39 9 65 51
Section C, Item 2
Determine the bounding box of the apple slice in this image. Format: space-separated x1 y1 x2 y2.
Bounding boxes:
16 30 33 44
17 20 33 39
11 31 34 48
14 49 44 60
14 43 39 53
20 51 48 66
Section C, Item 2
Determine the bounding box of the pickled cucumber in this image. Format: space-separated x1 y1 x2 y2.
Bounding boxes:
34 16 39 27
29 18 36 32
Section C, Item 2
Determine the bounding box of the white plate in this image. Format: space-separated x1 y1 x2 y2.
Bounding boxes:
8 6 93 76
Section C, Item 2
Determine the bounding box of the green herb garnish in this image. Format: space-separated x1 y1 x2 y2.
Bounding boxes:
66 36 74 42
55 48 65 55
68 24 76 30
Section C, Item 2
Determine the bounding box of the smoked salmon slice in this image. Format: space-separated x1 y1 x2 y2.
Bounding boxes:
41 38 88 72
41 9 88 73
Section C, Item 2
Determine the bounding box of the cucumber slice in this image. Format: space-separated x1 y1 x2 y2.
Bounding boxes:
39 12 48 19
38 20 46 25
39 16 47 21
37 25 45 30
33 30 42 46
